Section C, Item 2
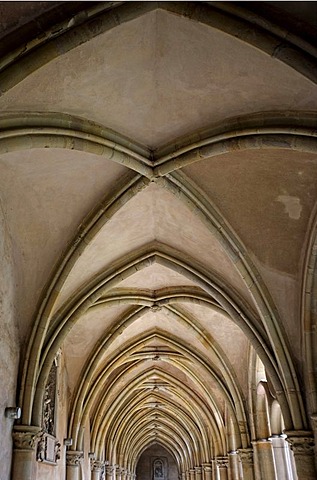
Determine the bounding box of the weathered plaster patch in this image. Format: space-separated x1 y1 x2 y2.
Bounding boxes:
277 195 302 220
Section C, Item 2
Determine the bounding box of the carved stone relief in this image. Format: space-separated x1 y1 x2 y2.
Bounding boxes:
36 431 61 464
237 448 254 464
66 451 84 466
43 361 58 436
12 427 41 451
37 356 60 463
153 457 167 480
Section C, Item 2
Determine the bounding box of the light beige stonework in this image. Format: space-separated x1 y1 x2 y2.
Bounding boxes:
0 2 316 480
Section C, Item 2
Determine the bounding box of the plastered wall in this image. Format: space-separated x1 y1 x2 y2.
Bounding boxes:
0 204 20 480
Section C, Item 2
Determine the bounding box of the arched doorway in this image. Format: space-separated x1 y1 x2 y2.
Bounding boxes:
136 444 178 480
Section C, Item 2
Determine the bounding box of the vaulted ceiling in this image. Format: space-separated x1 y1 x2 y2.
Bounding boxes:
1 1 316 475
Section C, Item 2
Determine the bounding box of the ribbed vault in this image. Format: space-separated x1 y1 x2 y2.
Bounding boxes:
1 2 316 480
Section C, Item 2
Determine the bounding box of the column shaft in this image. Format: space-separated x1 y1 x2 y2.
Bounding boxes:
189 468 196 480
66 451 84 480
92 469 102 480
228 452 240 480
237 448 254 480
252 440 276 480
11 426 41 480
270 435 292 480
202 463 212 480
211 460 218 480
218 468 228 480
216 457 228 480
106 466 115 480
12 449 37 480
195 466 202 480
91 460 105 480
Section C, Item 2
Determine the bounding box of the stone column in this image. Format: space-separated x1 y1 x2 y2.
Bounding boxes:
228 451 240 480
116 466 123 480
211 459 217 480
237 448 254 480
285 431 316 480
286 448 297 480
195 466 202 480
66 450 84 480
106 465 115 480
202 463 212 480
269 435 292 480
252 439 277 480
11 425 41 480
216 457 228 480
189 468 196 480
91 460 105 480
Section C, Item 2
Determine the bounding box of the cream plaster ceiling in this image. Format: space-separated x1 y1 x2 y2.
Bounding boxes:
184 149 317 275
54 181 252 312
0 10 316 148
1 1 316 471
0 147 129 337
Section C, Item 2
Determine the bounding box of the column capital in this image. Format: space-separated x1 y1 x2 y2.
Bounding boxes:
237 447 253 464
284 430 315 456
202 463 212 472
12 425 42 451
269 434 287 444
91 460 105 472
106 465 116 475
194 466 202 473
66 450 84 466
216 456 228 468
251 438 271 446
228 450 238 456
116 466 124 479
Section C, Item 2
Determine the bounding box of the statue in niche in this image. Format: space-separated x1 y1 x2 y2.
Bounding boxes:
37 358 61 463
42 361 57 436
154 459 164 479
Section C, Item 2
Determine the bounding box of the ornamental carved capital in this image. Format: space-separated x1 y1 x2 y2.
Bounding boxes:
66 450 84 466
12 426 41 450
91 460 105 472
285 431 315 456
106 465 116 475
216 456 228 468
237 448 253 464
